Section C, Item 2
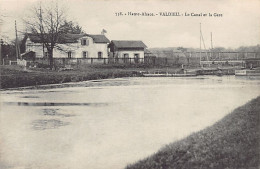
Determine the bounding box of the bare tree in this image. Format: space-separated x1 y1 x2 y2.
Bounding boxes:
25 2 65 68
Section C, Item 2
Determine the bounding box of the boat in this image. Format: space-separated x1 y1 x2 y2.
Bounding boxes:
141 70 197 77
235 68 260 76
142 73 197 77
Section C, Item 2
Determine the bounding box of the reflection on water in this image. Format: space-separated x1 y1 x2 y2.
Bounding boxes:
32 119 70 130
21 96 40 98
3 102 109 107
0 76 260 169
41 108 74 117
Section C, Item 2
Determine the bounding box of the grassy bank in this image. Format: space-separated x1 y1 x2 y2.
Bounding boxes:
0 65 238 89
0 65 145 89
126 96 260 169
0 65 191 89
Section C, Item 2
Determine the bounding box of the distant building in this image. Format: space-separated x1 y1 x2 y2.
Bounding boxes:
244 58 260 68
108 40 147 63
23 33 110 59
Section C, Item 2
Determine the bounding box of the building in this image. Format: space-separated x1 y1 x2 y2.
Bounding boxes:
23 33 110 59
244 58 260 68
108 40 147 63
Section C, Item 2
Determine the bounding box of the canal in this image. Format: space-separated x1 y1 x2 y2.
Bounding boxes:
0 76 260 169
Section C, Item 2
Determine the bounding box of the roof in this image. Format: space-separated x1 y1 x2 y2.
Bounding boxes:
110 40 147 48
244 58 260 61
26 33 110 44
87 34 110 43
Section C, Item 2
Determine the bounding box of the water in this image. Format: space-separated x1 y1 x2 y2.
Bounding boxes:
0 76 260 169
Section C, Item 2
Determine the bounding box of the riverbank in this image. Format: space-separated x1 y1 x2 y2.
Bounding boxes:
126 96 260 169
0 65 146 89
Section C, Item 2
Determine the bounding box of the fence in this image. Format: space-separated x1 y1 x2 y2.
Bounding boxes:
1 59 15 65
34 56 236 68
11 52 259 68
34 57 151 67
150 52 260 67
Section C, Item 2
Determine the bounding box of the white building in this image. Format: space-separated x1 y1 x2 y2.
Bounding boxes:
24 33 110 59
108 40 147 63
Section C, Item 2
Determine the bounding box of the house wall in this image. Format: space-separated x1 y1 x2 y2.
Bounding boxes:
26 39 46 58
115 50 144 59
25 36 108 59
75 36 108 58
26 39 69 58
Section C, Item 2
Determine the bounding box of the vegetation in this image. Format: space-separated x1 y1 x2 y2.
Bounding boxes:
126 96 260 169
24 1 67 68
0 65 144 89
60 20 85 34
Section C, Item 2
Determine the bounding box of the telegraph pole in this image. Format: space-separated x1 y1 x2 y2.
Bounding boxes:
39 2 45 57
15 20 20 59
0 39 2 65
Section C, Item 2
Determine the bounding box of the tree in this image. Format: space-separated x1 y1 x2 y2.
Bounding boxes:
25 2 66 68
60 20 85 34
177 47 187 53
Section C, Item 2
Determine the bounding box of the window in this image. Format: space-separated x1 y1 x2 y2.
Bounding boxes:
82 51 88 58
123 53 129 58
68 51 72 58
98 52 103 59
81 39 89 46
44 52 48 58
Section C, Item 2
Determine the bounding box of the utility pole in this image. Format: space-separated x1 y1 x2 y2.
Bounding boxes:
0 39 2 65
39 2 45 58
15 20 20 60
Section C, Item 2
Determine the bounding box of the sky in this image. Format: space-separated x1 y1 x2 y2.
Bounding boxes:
0 0 260 48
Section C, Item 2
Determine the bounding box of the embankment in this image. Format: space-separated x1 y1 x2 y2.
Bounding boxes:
126 96 260 169
0 66 141 89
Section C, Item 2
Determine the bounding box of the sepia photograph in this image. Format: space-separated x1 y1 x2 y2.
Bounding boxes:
0 0 260 169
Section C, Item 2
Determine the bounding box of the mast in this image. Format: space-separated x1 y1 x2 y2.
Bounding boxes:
200 23 201 66
211 32 213 49
200 23 209 63
210 32 213 61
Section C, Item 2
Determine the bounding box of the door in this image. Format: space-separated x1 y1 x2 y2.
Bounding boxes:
134 53 140 63
123 53 129 63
